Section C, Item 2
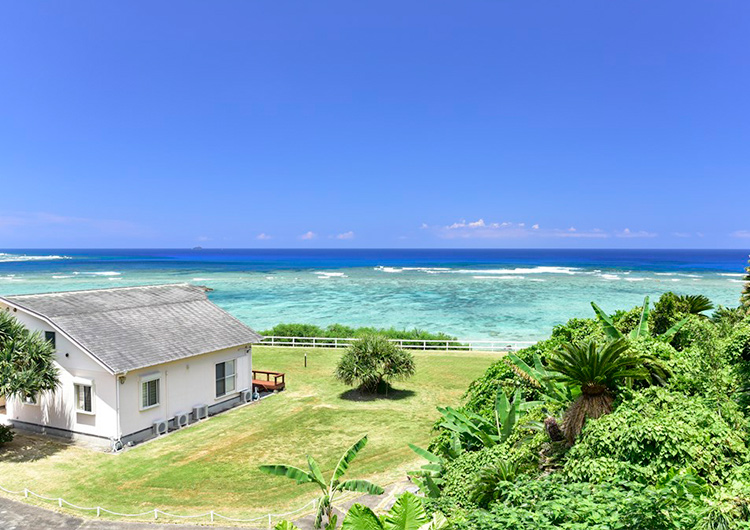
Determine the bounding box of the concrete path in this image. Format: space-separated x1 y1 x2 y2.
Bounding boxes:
0 479 416 529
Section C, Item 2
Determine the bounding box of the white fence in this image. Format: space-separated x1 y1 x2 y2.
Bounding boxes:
0 483 316 526
259 336 535 352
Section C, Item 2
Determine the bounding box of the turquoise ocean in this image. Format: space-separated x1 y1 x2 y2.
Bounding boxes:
0 249 747 341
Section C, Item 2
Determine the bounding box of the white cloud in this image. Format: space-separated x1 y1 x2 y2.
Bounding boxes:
532 224 540 230
335 231 355 240
437 218 613 239
256 233 273 240
616 228 657 238
299 231 317 240
733 230 750 238
196 235 210 242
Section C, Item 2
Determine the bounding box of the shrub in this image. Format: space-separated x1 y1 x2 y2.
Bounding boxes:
334 334 415 393
452 474 701 530
564 387 747 485
0 424 13 446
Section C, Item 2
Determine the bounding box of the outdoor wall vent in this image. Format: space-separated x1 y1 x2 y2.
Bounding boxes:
174 412 190 429
152 419 168 436
192 404 208 420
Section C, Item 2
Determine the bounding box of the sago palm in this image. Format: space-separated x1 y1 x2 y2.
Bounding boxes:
259 435 384 529
547 338 649 444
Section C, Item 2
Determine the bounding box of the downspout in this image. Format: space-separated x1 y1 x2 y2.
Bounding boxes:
114 372 124 451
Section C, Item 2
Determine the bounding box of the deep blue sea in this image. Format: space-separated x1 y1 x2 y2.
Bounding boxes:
1 249 747 341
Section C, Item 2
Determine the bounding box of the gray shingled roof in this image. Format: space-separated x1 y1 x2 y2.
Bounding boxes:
2 284 261 373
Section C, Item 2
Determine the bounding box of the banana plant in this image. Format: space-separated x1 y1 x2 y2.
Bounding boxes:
260 435 384 529
407 444 449 498
341 491 448 530
591 296 688 342
436 388 541 450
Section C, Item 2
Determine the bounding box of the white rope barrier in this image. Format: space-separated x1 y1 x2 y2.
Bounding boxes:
0 484 319 525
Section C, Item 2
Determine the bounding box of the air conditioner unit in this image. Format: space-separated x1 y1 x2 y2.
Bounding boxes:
240 389 253 403
152 419 168 436
192 404 208 420
174 412 190 429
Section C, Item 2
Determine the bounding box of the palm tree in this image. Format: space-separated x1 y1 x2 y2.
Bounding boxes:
0 312 59 400
675 294 714 317
335 334 416 394
259 435 384 529
547 338 650 444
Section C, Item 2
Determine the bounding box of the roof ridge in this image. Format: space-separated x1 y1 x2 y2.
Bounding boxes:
3 283 197 299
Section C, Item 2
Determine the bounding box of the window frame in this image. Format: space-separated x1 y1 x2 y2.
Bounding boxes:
139 373 161 411
215 359 237 398
74 382 95 415
44 331 56 351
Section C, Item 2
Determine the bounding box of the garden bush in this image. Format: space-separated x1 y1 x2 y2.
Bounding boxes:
564 387 747 485
0 424 13 446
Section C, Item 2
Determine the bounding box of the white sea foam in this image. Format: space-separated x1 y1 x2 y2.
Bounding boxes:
472 275 525 280
719 273 744 277
374 266 451 273
601 274 620 280
625 278 646 282
73 271 121 276
315 272 348 278
191 277 212 281
0 275 23 282
729 279 745 283
0 253 70 263
52 275 73 279
374 265 577 275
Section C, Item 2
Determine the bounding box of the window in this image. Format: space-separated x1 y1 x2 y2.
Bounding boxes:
215 359 236 397
74 384 93 413
45 331 56 350
141 376 160 409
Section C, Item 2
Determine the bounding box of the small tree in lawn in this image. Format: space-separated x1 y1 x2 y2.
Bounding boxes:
335 334 415 394
259 435 384 529
742 255 750 313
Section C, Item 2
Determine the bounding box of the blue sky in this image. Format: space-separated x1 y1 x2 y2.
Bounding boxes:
1 1 748 249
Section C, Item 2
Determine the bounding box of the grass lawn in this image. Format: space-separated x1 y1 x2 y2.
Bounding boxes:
0 346 496 521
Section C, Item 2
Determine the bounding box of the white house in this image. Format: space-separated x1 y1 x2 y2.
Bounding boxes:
0 283 262 450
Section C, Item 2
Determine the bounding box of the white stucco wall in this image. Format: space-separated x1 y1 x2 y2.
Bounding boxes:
117 345 252 438
1 304 119 441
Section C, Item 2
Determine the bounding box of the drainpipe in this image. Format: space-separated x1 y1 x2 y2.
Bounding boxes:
114 372 124 450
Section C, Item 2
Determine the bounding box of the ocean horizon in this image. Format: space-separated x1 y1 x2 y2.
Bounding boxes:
1 248 747 342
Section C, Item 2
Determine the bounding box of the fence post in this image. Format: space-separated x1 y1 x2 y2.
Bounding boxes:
24 488 28 498
154 508 158 520
292 337 296 347
268 513 272 527
58 498 62 508
97 506 101 517
210 510 214 522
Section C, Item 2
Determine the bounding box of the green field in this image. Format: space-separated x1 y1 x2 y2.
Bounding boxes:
0 346 495 521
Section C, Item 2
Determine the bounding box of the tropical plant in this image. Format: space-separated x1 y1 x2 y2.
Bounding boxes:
506 351 574 404
259 435 384 528
547 338 654 443
0 311 59 400
469 460 520 507
676 294 715 316
408 444 451 498
0 424 13 446
592 296 688 342
335 334 416 393
742 256 750 313
341 491 448 530
435 388 541 451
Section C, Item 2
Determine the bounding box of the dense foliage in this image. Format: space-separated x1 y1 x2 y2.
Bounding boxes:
0 424 13 446
411 289 750 529
335 334 416 393
260 323 458 345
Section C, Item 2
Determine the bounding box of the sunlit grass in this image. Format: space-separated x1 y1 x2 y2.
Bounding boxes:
0 346 495 519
